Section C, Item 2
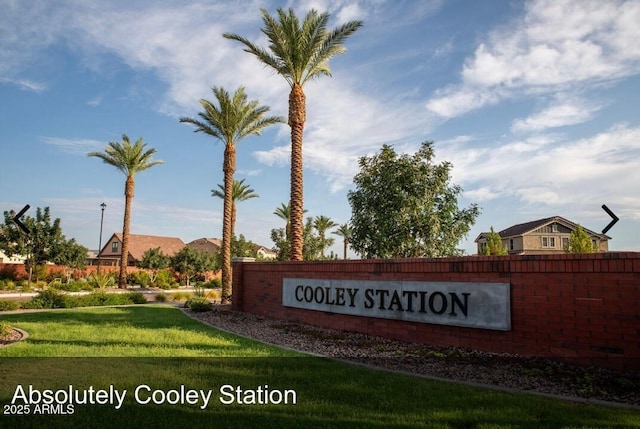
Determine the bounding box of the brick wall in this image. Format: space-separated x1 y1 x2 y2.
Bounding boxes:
232 253 640 369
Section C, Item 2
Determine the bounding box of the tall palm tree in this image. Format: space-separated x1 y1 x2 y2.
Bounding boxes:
224 8 362 261
88 135 163 288
180 86 283 304
211 178 259 239
332 223 352 259
314 215 337 258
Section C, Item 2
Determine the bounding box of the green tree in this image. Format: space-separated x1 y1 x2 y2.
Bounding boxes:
348 141 480 258
565 225 598 253
139 247 171 283
271 217 322 261
88 135 164 288
211 178 259 240
180 86 283 304
224 8 362 261
1 207 67 284
54 238 89 282
332 223 352 259
481 227 508 256
171 247 216 287
314 215 337 258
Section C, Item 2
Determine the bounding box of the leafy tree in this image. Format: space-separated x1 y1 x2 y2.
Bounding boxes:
481 227 508 256
1 207 65 282
180 86 283 304
171 247 216 287
332 223 352 259
224 8 362 261
271 217 322 261
139 247 171 283
565 225 598 253
88 135 163 288
348 141 480 258
54 238 89 282
211 178 259 240
314 215 337 258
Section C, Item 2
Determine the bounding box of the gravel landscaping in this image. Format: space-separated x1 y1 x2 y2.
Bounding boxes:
185 305 640 408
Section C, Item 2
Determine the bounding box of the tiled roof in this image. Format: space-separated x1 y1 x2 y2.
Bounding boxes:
112 233 185 260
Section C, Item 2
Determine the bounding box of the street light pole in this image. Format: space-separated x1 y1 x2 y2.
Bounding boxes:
98 202 106 274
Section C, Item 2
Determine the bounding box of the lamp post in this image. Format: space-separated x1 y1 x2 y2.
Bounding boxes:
97 202 106 273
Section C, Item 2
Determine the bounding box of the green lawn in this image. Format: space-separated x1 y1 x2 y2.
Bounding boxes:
0 306 638 429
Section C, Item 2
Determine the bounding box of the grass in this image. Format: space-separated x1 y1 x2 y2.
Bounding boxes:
0 306 638 429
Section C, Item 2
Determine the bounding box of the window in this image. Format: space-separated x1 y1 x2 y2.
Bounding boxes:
509 239 514 251
551 224 558 232
541 237 548 247
111 242 119 253
541 237 556 248
549 237 556 247
562 237 569 249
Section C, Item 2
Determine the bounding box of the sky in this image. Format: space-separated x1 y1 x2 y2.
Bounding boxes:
1 0 639 257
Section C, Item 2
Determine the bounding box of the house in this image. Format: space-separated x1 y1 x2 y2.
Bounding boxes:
0 249 27 264
254 244 277 260
186 238 221 256
96 233 185 267
475 216 609 255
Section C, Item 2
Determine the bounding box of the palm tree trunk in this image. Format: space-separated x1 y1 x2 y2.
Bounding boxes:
289 82 306 261
119 175 135 288
221 144 236 304
343 239 348 260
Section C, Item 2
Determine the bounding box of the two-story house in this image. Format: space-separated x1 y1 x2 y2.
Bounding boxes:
96 233 185 267
475 216 609 255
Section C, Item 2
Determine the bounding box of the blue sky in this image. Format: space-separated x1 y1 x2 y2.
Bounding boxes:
1 0 639 256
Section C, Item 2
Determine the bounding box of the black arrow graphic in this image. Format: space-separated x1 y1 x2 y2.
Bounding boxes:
12 204 31 235
601 204 619 235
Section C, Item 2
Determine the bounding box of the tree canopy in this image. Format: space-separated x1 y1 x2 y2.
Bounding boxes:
565 225 598 253
348 141 480 259
481 227 508 256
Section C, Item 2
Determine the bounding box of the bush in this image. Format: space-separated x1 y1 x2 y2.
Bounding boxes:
128 292 147 304
87 272 116 289
132 271 151 287
202 277 222 289
0 323 12 337
0 280 17 291
154 293 167 302
185 297 212 312
152 270 177 289
0 300 19 311
21 290 67 309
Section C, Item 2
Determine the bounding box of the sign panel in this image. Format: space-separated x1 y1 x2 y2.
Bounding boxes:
283 278 511 331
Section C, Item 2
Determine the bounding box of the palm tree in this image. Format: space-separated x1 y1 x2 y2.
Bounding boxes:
224 8 362 261
88 135 163 288
314 215 337 258
332 223 352 259
211 178 259 239
180 86 283 304
273 202 307 242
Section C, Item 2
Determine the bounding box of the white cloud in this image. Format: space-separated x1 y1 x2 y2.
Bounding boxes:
426 0 640 119
443 124 640 213
41 137 104 155
511 96 602 133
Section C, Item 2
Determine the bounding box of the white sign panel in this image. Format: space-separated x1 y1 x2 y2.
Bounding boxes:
282 278 511 331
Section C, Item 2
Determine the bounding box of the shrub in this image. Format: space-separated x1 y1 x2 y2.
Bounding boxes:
87 272 116 289
152 270 177 289
185 297 212 312
154 293 167 302
0 300 19 311
132 271 151 287
0 323 12 337
21 290 68 309
0 280 17 291
128 292 147 304
203 278 222 289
